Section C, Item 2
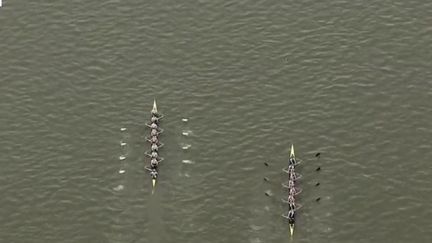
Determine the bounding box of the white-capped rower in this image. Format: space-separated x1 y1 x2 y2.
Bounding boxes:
150 122 158 130
150 158 159 168
151 116 159 124
148 136 159 144
151 129 158 137
151 143 159 151
150 151 159 158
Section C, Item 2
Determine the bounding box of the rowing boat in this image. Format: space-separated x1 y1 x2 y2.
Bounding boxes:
150 99 159 193
289 144 296 237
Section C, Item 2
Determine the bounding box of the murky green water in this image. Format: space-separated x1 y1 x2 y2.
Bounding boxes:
1 1 432 242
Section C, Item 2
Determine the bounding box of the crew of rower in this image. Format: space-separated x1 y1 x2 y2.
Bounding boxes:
146 106 163 180
283 155 300 227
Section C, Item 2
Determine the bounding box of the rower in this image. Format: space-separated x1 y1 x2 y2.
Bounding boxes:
147 136 159 144
289 171 296 181
289 158 296 165
289 165 295 171
150 129 159 137
150 128 164 136
151 143 159 152
282 180 295 189
150 116 160 124
146 151 159 159
282 210 295 224
288 180 295 189
147 136 164 147
287 210 295 225
283 194 295 205
289 186 297 195
287 195 295 204
151 110 162 118
150 106 164 119
289 209 295 218
288 202 296 211
288 164 295 172
150 158 159 168
146 122 162 131
150 122 158 130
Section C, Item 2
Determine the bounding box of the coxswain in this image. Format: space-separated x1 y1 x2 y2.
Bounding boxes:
151 109 157 116
145 167 158 179
150 106 163 119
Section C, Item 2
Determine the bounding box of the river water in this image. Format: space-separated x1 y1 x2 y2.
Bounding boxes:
1 1 432 242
